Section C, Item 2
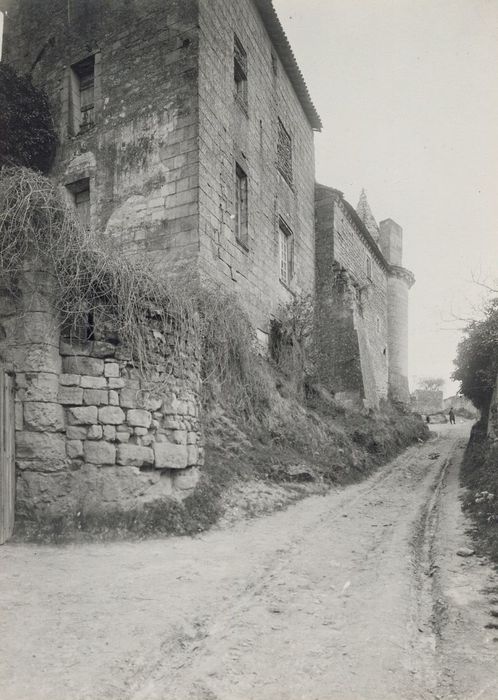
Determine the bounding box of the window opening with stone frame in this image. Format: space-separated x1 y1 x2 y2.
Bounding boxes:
69 55 95 135
235 163 249 248
234 35 248 110
279 218 294 286
366 255 373 281
277 119 293 186
66 178 91 229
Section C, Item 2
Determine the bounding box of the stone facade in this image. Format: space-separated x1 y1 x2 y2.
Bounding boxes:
0 271 202 521
197 0 318 334
315 185 414 407
411 390 444 416
0 0 320 336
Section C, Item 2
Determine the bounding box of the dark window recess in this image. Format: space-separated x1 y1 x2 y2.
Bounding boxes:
67 178 91 228
279 218 294 285
70 55 95 134
234 34 248 109
271 50 278 76
277 119 293 186
235 164 248 248
366 255 373 280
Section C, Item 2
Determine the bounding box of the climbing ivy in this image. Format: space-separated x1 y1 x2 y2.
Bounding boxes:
0 64 57 173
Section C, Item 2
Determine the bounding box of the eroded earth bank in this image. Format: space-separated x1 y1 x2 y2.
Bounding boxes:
1 422 498 700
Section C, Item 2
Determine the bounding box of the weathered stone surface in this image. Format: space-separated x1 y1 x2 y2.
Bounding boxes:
83 440 116 465
60 339 92 356
104 362 120 378
172 429 187 444
109 390 119 406
127 409 152 428
81 375 107 389
108 377 125 389
163 417 182 430
92 341 116 359
19 344 61 374
98 406 125 425
23 372 59 402
134 427 148 436
58 386 84 405
63 356 104 377
59 374 81 387
115 431 130 443
187 444 199 466
117 444 154 467
162 395 180 415
16 431 66 463
172 466 200 492
187 431 198 444
153 442 188 469
67 406 98 425
120 387 139 408
23 402 65 432
84 389 109 406
142 395 163 411
67 426 87 440
103 425 116 441
67 440 83 459
87 424 103 440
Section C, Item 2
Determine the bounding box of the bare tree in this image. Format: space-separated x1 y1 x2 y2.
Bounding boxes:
417 377 444 392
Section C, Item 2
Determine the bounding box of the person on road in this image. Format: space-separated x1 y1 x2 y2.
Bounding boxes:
449 407 456 425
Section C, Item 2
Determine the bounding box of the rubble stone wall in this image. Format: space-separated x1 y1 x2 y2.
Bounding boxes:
0 275 203 521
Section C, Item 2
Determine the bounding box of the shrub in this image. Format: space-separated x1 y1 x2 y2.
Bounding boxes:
0 64 57 173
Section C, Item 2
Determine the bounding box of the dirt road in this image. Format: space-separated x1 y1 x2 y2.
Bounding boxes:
1 423 498 700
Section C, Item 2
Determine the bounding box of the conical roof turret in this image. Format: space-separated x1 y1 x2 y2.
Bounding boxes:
356 189 380 243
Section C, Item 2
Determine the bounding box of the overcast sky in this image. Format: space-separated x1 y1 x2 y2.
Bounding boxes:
274 0 498 396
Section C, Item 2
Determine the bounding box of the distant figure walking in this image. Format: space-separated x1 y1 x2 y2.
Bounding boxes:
449 408 456 425
426 415 431 424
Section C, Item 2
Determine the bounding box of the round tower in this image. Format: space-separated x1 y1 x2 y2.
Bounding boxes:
379 219 415 404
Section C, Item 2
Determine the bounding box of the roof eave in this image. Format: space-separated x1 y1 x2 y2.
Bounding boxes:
253 0 322 131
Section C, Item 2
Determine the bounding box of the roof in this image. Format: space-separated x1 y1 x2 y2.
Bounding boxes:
356 189 380 242
253 0 322 131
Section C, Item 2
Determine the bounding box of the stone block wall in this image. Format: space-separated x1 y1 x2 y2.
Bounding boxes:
197 0 317 333
1 0 201 274
314 186 389 407
0 276 203 522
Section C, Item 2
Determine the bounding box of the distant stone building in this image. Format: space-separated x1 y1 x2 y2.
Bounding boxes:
0 0 321 339
411 389 444 416
315 187 415 407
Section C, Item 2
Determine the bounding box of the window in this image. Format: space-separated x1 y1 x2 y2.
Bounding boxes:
366 255 373 281
271 49 278 76
67 178 90 228
234 35 247 110
69 55 95 134
277 119 292 186
279 219 294 286
235 164 248 248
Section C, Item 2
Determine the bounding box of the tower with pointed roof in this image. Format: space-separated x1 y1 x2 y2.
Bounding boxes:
314 184 414 407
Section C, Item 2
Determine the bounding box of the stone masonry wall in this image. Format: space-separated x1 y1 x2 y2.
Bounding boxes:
314 186 389 407
0 275 202 522
1 0 201 275
197 0 316 334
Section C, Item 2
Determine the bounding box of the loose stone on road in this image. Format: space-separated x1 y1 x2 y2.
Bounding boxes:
1 423 497 699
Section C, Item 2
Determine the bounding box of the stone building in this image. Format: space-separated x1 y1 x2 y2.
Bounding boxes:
315 186 415 407
0 0 417 532
0 0 321 339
